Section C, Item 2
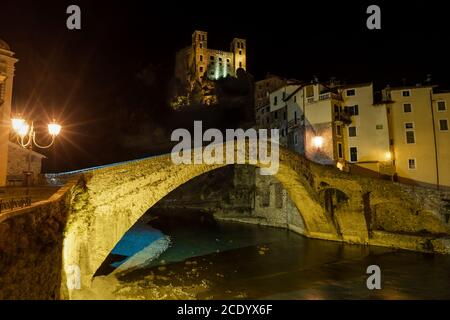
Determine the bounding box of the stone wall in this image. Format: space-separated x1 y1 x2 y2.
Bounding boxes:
0 183 72 299
7 142 45 185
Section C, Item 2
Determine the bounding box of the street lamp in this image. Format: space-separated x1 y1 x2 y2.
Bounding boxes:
10 115 62 191
312 136 324 150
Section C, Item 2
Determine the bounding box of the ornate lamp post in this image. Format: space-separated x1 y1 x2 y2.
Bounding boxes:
10 115 61 192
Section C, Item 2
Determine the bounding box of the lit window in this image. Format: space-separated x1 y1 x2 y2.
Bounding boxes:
350 147 358 162
403 103 412 113
437 101 447 111
402 90 410 97
348 126 357 137
408 159 416 170
346 89 355 96
440 119 449 131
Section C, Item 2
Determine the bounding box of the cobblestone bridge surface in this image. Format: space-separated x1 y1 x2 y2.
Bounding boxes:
0 144 449 299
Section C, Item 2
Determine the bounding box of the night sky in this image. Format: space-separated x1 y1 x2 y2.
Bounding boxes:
1 1 448 172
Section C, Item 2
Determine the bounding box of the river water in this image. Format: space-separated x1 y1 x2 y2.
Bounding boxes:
87 209 450 300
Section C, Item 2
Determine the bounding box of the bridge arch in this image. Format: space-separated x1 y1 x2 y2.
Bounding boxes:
60 147 361 298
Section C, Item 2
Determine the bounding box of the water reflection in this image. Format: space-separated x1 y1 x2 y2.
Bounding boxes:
95 209 450 300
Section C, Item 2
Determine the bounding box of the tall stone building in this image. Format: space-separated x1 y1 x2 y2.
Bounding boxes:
175 30 247 88
0 38 18 186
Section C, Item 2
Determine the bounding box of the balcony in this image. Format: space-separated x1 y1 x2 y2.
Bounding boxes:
307 92 341 104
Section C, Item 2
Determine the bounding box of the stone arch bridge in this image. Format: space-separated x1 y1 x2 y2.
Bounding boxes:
2 144 448 299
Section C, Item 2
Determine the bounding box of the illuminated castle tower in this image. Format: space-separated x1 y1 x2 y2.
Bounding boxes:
175 30 247 86
0 38 18 186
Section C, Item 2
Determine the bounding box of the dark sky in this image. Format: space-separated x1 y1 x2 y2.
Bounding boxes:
1 1 449 172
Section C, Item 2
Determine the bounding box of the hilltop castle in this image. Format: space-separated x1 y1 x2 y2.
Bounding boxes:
175 30 247 89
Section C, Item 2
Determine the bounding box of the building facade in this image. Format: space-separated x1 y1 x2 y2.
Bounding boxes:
256 77 450 189
339 83 391 175
254 74 287 129
175 30 246 88
0 38 18 187
383 85 450 188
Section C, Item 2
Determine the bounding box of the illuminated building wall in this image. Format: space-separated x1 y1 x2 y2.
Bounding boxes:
385 86 450 188
339 83 391 174
175 30 247 87
0 39 18 186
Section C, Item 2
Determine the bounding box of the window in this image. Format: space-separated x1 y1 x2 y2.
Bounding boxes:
348 126 357 137
219 57 222 62
376 124 383 130
282 92 286 99
406 131 415 144
405 121 415 143
239 50 242 55
350 147 358 162
294 111 298 124
239 62 242 68
273 96 278 105
294 95 297 103
408 159 416 170
210 56 214 60
202 35 205 41
345 105 359 116
346 89 355 96
336 125 342 136
440 119 449 131
200 43 203 49
338 143 343 159
226 58 230 63
403 103 412 113
199 66 203 72
402 90 411 97
294 132 298 145
437 101 447 111
241 42 244 49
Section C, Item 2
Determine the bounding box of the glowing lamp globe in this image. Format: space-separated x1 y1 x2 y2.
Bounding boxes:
17 123 29 138
312 136 324 149
11 118 26 132
48 122 62 136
